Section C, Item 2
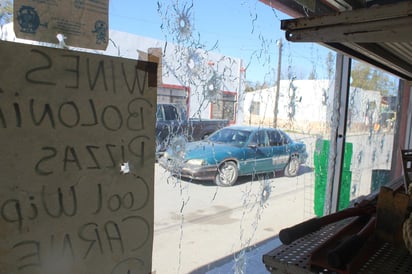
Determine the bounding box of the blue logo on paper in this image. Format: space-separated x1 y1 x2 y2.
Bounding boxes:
17 6 40 34
74 0 85 9
92 20 108 45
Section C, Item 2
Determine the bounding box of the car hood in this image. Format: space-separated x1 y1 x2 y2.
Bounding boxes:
169 140 241 163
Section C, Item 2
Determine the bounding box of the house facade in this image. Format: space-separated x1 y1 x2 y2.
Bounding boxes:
106 30 244 123
243 79 388 135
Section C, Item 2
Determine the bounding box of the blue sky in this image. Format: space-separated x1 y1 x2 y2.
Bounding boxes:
108 1 332 83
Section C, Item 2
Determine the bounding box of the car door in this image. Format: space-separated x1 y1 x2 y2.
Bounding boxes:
156 104 185 149
268 129 291 170
241 129 273 175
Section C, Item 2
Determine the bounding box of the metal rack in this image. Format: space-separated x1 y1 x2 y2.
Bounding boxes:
263 231 412 274
263 185 412 274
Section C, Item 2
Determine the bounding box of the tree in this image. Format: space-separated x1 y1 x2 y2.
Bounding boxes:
244 81 255 92
308 68 316 80
351 62 397 95
0 0 12 26
326 52 335 80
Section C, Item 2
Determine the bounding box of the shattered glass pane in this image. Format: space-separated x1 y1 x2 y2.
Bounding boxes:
153 1 338 273
347 60 399 201
0 1 402 273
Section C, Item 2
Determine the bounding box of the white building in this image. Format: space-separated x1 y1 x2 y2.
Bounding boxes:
107 30 244 124
243 79 383 134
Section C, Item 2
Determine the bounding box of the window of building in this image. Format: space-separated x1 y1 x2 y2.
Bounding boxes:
157 85 189 106
211 91 237 122
0 1 404 273
346 60 400 201
250 100 260 115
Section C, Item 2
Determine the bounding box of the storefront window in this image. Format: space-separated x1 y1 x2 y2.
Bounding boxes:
347 60 400 201
149 1 338 272
0 1 402 273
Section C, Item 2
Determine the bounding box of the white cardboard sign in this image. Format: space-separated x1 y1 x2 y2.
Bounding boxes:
0 40 157 274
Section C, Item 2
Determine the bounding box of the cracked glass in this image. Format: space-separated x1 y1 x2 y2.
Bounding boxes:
0 0 401 273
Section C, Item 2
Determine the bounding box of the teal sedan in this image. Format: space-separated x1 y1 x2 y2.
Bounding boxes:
159 125 308 186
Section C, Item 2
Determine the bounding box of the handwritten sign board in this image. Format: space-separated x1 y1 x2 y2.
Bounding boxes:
0 40 157 274
14 0 109 50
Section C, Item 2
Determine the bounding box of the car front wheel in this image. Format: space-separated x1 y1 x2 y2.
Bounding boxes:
215 161 238 187
284 157 300 177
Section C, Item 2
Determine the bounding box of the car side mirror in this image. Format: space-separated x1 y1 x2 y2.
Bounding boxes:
248 143 258 149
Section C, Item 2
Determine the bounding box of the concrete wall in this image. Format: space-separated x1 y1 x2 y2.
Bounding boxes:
107 30 244 120
243 79 383 134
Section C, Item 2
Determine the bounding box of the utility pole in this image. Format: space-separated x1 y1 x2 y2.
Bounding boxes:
273 38 282 128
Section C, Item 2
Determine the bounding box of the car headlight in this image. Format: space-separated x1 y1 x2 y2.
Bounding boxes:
186 159 205 166
163 151 169 159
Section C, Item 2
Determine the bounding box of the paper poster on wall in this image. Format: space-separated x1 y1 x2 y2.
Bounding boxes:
0 40 157 274
14 0 109 50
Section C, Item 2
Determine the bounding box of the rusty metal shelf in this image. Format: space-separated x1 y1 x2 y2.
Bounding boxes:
263 218 355 273
263 217 412 274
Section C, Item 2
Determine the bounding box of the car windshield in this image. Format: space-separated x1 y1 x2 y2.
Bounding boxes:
208 128 251 147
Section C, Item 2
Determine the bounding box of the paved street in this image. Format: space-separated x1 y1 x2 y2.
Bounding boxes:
152 163 314 274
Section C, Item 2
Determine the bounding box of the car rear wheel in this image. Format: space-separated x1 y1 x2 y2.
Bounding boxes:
215 161 238 187
284 156 300 177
